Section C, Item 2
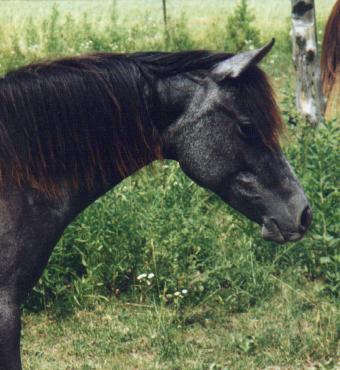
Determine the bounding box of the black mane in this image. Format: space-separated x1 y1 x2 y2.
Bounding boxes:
131 50 233 75
0 51 282 196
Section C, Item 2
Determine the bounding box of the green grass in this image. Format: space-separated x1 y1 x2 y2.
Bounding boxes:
22 280 339 369
0 0 339 368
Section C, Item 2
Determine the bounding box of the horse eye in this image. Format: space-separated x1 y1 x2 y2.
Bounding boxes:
237 123 261 142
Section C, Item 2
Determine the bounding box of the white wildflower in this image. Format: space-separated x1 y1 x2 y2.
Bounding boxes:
174 291 181 297
181 289 188 295
148 273 155 279
137 273 147 280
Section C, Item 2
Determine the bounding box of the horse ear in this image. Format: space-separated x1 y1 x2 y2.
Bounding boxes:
211 38 275 81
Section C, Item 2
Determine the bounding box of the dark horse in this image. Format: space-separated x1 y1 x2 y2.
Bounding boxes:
0 39 312 369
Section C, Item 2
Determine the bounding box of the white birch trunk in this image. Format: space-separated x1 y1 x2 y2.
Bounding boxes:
291 0 325 127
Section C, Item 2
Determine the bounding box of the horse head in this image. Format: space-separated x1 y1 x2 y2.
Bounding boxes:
160 40 312 243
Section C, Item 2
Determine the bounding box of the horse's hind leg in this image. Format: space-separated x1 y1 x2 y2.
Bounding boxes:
0 188 72 370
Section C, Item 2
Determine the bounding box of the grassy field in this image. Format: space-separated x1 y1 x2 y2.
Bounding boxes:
0 0 339 369
22 283 338 369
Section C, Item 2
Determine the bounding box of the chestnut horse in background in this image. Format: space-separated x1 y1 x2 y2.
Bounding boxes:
321 0 340 119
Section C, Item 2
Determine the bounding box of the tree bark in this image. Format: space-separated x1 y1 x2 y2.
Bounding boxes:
291 0 325 127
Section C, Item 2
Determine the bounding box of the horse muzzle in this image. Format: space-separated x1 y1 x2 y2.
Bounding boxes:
261 205 312 244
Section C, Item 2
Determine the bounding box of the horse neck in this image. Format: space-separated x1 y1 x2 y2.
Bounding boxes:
152 73 200 159
65 71 198 217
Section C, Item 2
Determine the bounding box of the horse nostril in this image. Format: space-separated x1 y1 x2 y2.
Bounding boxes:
299 205 312 232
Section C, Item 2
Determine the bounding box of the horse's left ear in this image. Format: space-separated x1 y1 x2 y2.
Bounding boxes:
211 38 275 82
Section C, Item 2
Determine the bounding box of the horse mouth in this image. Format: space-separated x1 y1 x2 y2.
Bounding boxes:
261 218 304 244
261 219 285 244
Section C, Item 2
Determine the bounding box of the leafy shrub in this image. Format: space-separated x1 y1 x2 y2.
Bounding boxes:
224 0 261 52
